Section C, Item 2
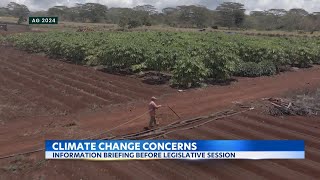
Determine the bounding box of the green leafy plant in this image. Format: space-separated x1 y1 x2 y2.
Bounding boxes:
171 56 209 88
234 60 276 77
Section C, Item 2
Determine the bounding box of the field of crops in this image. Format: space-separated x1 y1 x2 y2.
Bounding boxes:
6 32 320 88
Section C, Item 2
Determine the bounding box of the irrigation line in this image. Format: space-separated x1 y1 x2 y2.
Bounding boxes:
111 110 234 140
101 107 252 140
0 148 44 160
120 111 239 140
0 106 253 160
146 107 254 140
107 106 189 140
107 105 188 140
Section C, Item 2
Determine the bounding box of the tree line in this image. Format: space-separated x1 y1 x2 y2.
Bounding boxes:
0 2 319 32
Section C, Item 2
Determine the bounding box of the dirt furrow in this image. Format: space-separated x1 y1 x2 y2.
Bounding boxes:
285 116 320 127
0 98 18 122
197 123 318 179
9 50 170 99
242 113 320 137
0 74 50 116
230 114 320 147
0 61 108 111
1 60 111 105
21 59 148 100
5 57 133 103
0 68 71 114
67 72 150 99
215 116 320 161
0 86 42 120
211 117 320 166
168 127 313 180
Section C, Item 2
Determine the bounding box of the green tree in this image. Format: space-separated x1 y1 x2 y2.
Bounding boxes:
133 5 157 15
0 7 9 16
6 2 30 24
78 3 108 23
133 5 153 26
249 9 287 30
174 5 210 28
283 8 309 30
115 8 137 29
162 7 179 26
48 6 68 20
216 2 245 28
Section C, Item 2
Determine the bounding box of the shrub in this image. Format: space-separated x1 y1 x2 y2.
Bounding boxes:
171 56 208 88
288 47 314 68
128 20 142 29
234 60 276 77
203 45 239 80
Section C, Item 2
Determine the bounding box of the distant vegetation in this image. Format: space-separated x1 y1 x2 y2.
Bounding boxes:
6 32 320 88
0 2 320 32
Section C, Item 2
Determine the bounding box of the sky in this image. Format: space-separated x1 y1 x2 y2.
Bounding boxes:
0 0 319 13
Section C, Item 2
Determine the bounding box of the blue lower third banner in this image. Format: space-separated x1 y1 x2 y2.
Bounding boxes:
45 140 305 160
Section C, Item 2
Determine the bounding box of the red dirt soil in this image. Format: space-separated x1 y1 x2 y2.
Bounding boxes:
0 46 174 121
0 46 320 179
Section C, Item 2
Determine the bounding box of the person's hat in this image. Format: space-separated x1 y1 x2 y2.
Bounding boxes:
151 96 157 100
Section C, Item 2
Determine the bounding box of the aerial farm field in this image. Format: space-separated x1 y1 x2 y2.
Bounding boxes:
0 24 320 179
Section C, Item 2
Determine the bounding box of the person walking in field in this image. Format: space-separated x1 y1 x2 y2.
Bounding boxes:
148 96 162 129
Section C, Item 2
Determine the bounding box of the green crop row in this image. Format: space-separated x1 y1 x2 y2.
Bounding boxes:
6 31 320 88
